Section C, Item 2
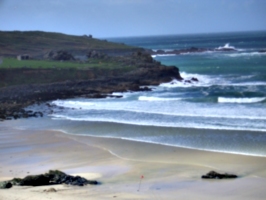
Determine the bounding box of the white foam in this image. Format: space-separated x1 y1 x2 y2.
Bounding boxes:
51 101 266 121
229 82 266 86
226 52 266 57
51 113 265 130
152 54 176 58
218 97 266 104
152 49 175 52
216 43 236 51
52 100 95 109
111 92 133 98
138 96 182 101
159 72 219 88
180 50 214 55
159 79 191 88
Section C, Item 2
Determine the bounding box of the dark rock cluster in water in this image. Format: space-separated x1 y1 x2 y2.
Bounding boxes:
0 170 99 189
149 46 237 56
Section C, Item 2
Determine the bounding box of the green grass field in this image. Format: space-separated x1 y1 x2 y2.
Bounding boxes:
0 58 136 88
0 57 133 70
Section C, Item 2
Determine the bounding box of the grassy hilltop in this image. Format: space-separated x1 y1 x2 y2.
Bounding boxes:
0 30 140 57
0 31 145 87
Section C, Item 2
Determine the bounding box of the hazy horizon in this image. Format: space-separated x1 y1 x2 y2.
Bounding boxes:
0 0 265 38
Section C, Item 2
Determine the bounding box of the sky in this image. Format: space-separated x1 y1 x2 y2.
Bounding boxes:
0 0 265 38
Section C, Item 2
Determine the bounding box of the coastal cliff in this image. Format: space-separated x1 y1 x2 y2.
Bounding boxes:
0 31 183 120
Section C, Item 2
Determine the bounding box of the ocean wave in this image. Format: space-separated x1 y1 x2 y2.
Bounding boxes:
226 52 266 57
51 114 266 134
218 97 266 104
52 100 95 109
215 43 237 51
138 96 182 101
50 104 266 121
228 82 266 86
160 72 266 88
52 124 266 157
152 54 176 58
52 94 266 126
159 73 219 88
179 50 214 55
152 49 174 52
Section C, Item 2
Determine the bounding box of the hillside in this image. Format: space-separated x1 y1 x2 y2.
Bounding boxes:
0 30 183 121
0 31 142 57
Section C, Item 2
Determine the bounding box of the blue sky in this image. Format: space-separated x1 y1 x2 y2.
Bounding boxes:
0 0 265 37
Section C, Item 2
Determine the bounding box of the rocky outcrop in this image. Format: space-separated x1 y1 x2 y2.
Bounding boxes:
87 50 108 59
0 170 98 189
0 181 12 189
44 50 75 61
0 106 43 121
149 46 236 56
109 51 161 68
0 63 182 120
202 171 238 179
0 49 184 121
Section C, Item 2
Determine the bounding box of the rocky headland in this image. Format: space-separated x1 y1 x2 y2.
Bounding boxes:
0 43 184 121
0 64 183 120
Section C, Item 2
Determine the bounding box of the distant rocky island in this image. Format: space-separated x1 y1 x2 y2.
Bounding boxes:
148 43 237 56
0 31 185 121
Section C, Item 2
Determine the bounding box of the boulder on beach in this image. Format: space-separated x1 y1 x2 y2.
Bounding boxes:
202 171 238 179
0 181 12 189
0 170 99 189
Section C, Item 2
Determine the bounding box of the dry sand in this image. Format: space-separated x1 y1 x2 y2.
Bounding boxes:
1 124 266 200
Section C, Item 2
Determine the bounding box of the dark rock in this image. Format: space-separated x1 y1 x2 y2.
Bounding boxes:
10 178 23 186
107 95 123 98
202 171 238 179
3 170 99 187
150 45 238 56
45 170 99 186
156 50 165 54
87 50 107 59
0 181 12 189
191 77 199 82
131 51 154 63
20 174 50 186
45 50 75 61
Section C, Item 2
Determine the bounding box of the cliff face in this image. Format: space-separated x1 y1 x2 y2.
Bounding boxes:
0 56 183 121
0 64 182 103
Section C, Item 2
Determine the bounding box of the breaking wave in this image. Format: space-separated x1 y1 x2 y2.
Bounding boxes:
215 43 237 51
226 52 266 57
138 96 182 101
218 97 266 104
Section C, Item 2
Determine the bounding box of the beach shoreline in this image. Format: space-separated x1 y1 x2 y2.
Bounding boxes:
1 120 266 199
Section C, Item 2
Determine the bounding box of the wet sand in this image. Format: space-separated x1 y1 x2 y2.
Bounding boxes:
1 122 266 199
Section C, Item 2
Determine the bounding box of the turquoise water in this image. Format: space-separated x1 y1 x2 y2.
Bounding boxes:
25 31 266 156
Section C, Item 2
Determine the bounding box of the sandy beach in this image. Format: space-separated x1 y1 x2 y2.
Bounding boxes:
1 121 266 200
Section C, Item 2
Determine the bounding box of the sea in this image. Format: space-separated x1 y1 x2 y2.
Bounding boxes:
10 31 266 157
